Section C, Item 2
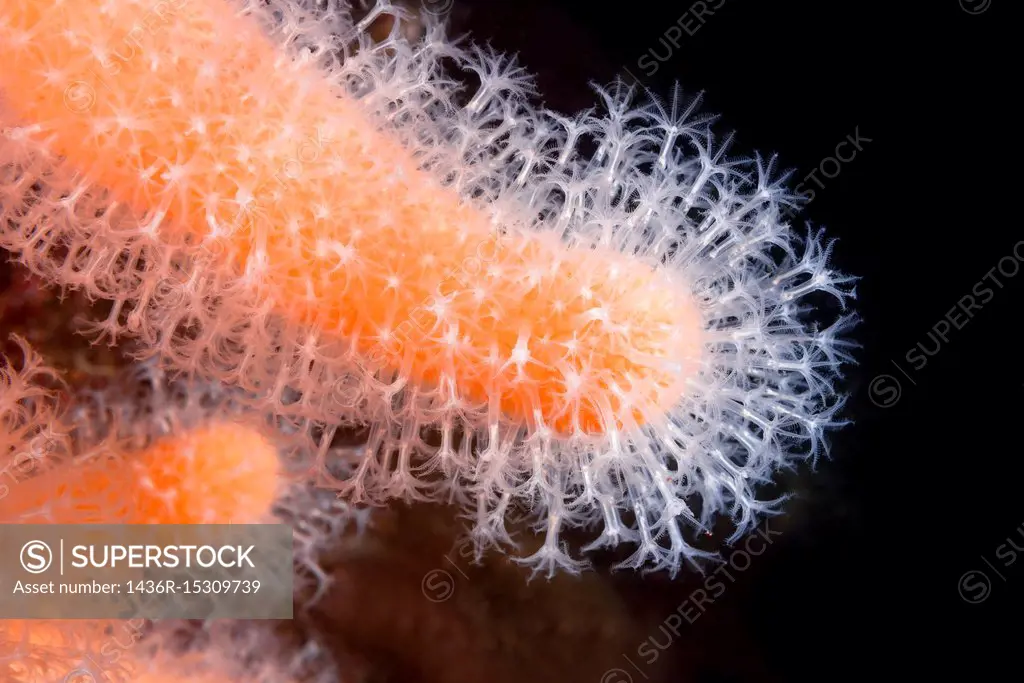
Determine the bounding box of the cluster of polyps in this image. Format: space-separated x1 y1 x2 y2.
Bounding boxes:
0 0 858 577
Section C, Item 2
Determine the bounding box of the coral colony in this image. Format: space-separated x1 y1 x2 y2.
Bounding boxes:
0 0 857 680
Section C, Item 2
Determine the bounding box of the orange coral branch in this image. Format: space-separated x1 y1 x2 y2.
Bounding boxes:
0 0 704 434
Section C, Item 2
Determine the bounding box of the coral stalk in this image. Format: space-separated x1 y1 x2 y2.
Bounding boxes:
0 0 858 575
0 0 704 435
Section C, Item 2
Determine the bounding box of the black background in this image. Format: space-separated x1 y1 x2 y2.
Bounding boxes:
445 0 1015 678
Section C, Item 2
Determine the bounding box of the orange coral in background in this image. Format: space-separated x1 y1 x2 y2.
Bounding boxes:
1 340 288 683
1 421 281 525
